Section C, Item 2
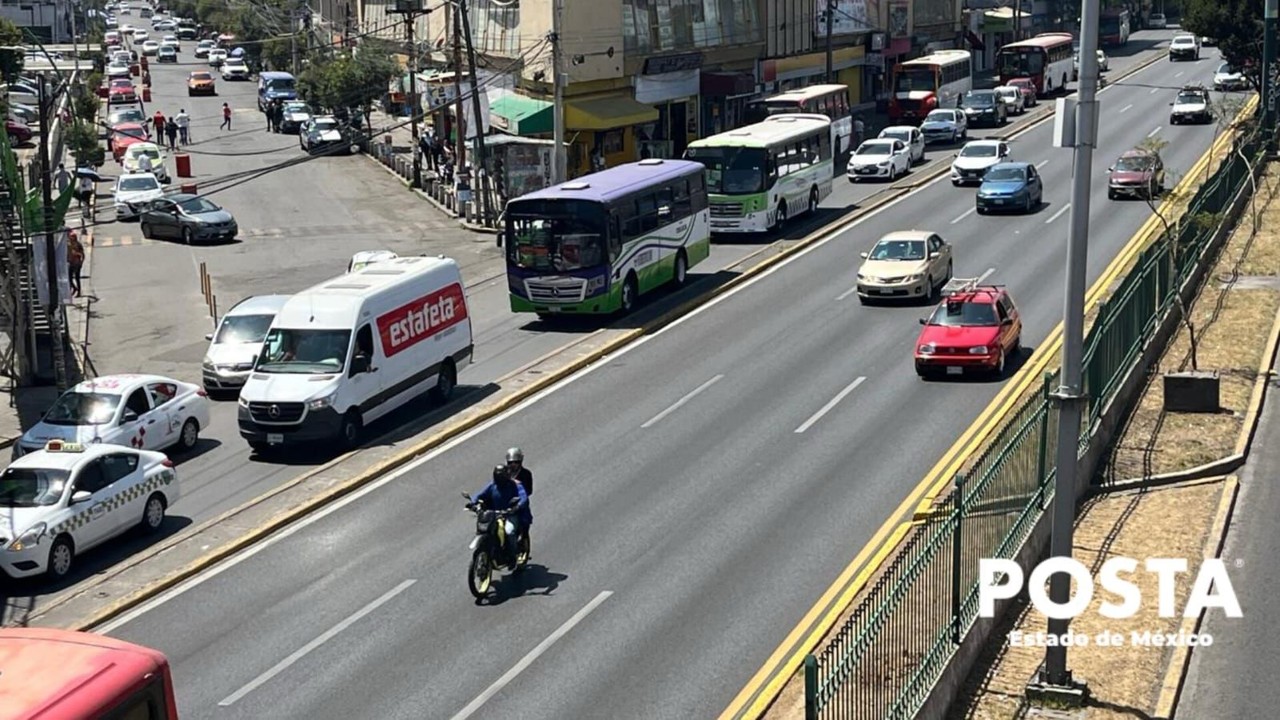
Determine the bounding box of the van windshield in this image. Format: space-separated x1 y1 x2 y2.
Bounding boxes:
256 328 350 374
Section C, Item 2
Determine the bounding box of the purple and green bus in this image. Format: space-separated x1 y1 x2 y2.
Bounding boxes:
504 159 711 317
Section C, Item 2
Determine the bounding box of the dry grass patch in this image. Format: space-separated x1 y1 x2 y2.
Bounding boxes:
1103 169 1280 482
949 479 1227 720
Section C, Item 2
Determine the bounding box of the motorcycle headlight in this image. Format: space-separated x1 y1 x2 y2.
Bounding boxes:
969 346 989 355
8 522 47 552
308 393 334 410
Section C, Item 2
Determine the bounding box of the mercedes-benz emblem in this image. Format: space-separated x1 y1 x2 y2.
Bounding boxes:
551 287 560 297
268 404 280 418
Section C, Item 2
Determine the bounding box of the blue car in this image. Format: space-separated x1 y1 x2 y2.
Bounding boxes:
975 162 1043 215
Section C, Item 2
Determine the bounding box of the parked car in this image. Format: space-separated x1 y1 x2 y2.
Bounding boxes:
201 295 291 393
5 119 32 145
846 139 912 182
194 39 215 57
109 122 149 160
299 116 358 155
278 101 311 133
108 78 138 105
1107 149 1165 200
121 142 170 182
975 162 1043 215
139 193 239 244
207 48 227 67
1149 12 1167 29
221 58 250 80
877 125 926 164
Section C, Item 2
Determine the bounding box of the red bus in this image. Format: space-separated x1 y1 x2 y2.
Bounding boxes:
0 628 179 719
996 33 1076 96
1101 8 1131 46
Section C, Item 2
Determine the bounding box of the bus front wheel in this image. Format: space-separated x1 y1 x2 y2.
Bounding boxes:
808 188 819 216
620 274 638 314
673 251 688 287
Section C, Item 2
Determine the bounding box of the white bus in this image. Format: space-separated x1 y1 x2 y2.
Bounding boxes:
889 50 973 123
684 114 834 234
744 84 853 164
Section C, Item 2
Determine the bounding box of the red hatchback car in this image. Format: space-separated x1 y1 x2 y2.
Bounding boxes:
108 78 138 105
110 122 149 161
914 282 1023 379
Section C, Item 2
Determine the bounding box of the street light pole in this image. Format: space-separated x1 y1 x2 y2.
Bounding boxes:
406 13 421 188
1040 0 1101 691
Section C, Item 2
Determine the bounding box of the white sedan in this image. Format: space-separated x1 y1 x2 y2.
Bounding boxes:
846 139 912 182
141 40 160 56
12 374 211 458
993 86 1025 115
877 125 926 164
132 28 148 41
950 139 1010 186
113 173 165 220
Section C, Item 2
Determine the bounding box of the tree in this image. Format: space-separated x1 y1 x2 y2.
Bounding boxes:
1182 0 1262 87
65 122 104 167
0 18 24 81
299 50 397 130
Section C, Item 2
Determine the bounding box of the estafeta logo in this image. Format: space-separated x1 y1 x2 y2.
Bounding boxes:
376 283 468 357
979 557 1241 620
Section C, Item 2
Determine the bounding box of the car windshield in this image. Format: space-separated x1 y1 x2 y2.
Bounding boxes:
119 176 159 191
1176 92 1205 104
929 301 998 327
130 147 160 161
44 391 121 425
109 109 144 123
880 130 911 143
996 88 1017 99
925 110 955 123
506 201 608 272
1115 155 1154 172
266 78 295 92
256 328 351 374
0 468 71 507
191 72 211 80
964 92 996 108
284 102 308 114
961 144 999 158
983 167 1024 182
179 196 220 213
1218 63 1236 74
856 142 893 156
870 239 926 261
1173 37 1195 46
215 313 274 345
684 145 766 194
313 119 337 131
894 67 936 93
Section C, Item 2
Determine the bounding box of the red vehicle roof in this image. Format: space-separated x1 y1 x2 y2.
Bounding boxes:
1000 34 1073 51
0 627 174 720
916 290 1007 347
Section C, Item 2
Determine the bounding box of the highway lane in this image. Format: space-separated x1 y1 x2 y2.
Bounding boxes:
6 32 1175 612
100 53 1235 718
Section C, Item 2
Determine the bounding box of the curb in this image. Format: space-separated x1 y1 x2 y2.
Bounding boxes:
68 149 928 632
1097 246 1280 495
1151 474 1240 720
362 149 500 234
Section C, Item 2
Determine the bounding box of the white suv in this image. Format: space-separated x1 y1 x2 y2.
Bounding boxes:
1169 35 1200 61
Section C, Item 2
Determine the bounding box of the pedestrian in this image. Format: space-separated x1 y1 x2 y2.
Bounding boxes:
174 108 191 144
165 119 178 150
67 230 85 298
272 102 284 133
153 109 166 139
142 68 151 87
74 169 94 212
220 102 232 130
419 132 436 172
853 116 865 146
266 99 275 131
54 163 72 193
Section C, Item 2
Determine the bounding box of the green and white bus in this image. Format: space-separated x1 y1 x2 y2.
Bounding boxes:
684 114 834 234
504 159 711 317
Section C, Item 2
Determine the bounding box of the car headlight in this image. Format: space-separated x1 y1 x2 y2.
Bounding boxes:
918 343 937 355
202 357 214 369
878 161 890 168
856 273 867 281
969 346 989 355
8 522 46 552
308 393 334 410
238 395 250 408
906 274 923 282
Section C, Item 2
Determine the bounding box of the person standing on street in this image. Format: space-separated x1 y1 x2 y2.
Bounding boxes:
220 102 232 130
175 109 191 145
67 230 85 298
165 119 178 150
272 102 284 133
266 99 276 131
54 163 72 193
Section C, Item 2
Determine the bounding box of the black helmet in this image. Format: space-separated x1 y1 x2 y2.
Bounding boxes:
506 447 524 464
493 464 508 482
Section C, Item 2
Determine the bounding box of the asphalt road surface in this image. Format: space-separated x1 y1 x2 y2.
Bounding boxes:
16 31 1180 607
97 43 1241 719
1176 351 1280 719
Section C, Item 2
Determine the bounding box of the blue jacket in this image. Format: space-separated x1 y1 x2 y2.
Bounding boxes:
471 479 532 525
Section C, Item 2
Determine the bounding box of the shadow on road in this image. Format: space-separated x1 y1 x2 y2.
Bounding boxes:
476 563 568 606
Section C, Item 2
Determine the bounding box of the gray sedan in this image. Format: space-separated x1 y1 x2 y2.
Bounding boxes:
139 193 239 244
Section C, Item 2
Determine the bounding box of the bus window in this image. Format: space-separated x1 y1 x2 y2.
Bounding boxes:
608 215 621 260
672 179 691 215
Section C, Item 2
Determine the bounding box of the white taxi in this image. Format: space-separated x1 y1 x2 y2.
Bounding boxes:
13 374 211 459
0 440 179 579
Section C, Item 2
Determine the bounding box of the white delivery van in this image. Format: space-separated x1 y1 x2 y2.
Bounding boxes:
237 256 473 453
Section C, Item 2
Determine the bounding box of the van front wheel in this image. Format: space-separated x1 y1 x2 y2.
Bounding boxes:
430 359 457 404
339 411 362 450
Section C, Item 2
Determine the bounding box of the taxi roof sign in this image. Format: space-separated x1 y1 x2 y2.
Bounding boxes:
44 440 85 452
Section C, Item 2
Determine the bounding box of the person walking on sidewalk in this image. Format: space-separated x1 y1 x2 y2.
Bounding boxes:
67 230 85 298
174 109 191 145
165 119 178 150
74 167 95 214
220 103 232 131
54 163 72 193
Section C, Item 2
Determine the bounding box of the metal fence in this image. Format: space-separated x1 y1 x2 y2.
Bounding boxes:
804 117 1265 720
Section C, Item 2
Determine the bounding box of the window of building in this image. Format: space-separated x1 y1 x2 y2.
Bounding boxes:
624 0 760 53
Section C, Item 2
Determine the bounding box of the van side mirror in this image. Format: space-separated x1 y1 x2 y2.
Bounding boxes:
918 317 927 325
71 490 92 505
351 354 370 374
122 409 139 424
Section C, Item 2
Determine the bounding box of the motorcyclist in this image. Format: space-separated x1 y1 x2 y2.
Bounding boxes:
469 464 531 566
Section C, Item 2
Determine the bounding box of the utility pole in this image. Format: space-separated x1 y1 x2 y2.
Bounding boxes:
291 10 300 75
824 0 835 83
36 80 66 391
1013 0 1022 43
343 3 352 49
1039 0 1100 694
407 13 421 188
550 0 566 183
458 0 493 223
451 5 465 174
1264 0 1278 149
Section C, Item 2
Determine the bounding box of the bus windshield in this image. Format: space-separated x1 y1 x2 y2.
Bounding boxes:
685 146 766 194
895 67 937 93
506 200 608 272
998 48 1043 77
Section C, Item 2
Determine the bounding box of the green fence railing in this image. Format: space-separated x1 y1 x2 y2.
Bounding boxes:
804 120 1265 720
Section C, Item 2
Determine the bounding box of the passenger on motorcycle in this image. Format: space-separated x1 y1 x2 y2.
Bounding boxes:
469 464 531 564
505 447 533 495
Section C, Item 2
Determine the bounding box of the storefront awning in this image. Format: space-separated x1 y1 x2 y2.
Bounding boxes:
490 94 553 135
565 93 659 131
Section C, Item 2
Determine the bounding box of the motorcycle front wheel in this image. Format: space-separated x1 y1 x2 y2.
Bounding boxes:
468 547 493 598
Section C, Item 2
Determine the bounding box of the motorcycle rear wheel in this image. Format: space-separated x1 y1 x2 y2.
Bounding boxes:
468 547 493 598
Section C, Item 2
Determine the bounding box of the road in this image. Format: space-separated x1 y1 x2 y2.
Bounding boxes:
1175 351 1280 718
97 42 1237 718
7 31 1177 609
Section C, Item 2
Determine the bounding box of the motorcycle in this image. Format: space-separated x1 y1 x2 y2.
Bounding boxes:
463 492 530 598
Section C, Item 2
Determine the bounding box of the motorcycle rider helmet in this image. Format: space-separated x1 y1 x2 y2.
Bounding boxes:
506 447 524 464
493 464 509 482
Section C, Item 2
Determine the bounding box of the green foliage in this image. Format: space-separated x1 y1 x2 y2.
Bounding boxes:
65 121 104 167
0 18 24 81
0 16 23 46
299 50 398 119
1181 0 1261 85
72 79 100 123
261 37 292 72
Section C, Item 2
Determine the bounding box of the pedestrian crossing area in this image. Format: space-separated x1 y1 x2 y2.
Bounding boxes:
91 221 461 248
